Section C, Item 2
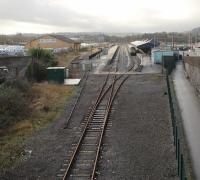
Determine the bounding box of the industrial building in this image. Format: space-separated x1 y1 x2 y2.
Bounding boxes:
25 34 81 52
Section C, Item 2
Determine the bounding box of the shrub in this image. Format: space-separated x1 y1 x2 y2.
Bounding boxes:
3 79 30 93
26 48 58 82
0 84 30 128
26 62 47 82
0 80 30 128
28 48 56 66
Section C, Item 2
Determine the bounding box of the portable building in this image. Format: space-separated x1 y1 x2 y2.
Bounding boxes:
47 67 68 84
151 50 177 64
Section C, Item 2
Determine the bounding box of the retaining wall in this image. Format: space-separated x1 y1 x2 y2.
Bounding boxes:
184 57 200 95
0 56 31 78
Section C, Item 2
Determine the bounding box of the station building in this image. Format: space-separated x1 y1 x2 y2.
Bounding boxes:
25 34 81 52
131 39 159 53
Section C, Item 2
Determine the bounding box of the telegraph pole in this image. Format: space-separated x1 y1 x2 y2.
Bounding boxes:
188 32 192 49
171 33 174 49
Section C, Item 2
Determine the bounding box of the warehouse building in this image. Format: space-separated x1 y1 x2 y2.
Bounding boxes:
25 34 81 52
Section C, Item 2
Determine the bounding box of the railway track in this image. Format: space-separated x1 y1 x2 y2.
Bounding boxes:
58 47 132 180
63 73 89 129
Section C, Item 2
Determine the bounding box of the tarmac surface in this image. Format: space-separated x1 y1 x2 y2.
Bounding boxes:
173 62 200 179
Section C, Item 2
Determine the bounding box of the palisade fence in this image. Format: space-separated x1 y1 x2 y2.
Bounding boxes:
166 65 194 180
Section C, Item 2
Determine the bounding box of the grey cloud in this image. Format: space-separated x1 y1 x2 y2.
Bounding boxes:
0 0 98 30
0 0 200 32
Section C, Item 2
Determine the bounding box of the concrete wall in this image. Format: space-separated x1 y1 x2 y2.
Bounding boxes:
0 56 31 78
184 57 200 94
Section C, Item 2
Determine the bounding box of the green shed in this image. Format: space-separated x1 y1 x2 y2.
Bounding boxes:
47 67 67 84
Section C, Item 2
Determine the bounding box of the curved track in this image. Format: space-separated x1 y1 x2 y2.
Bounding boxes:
60 46 133 180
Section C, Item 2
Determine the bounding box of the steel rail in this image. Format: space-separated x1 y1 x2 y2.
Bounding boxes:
62 46 133 180
62 73 110 180
91 75 129 179
91 74 117 179
63 73 89 129
91 51 130 179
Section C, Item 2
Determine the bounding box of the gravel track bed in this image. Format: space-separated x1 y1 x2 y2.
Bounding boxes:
1 74 178 180
97 74 178 180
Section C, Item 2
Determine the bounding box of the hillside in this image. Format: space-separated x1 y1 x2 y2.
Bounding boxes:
191 27 200 34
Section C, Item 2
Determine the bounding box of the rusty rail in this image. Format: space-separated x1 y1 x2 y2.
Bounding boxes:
61 46 132 180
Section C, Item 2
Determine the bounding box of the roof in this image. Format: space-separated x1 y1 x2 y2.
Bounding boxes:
49 34 79 44
0 66 8 69
47 67 66 69
131 39 151 47
29 34 80 44
152 49 174 53
131 39 159 49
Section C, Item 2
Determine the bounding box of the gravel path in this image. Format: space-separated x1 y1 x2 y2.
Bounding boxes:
97 74 178 180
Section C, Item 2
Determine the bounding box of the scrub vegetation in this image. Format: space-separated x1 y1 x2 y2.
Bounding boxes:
26 48 58 82
0 79 74 174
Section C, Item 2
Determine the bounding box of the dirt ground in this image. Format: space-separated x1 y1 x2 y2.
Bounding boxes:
0 75 106 180
55 52 79 67
0 83 74 177
55 48 101 67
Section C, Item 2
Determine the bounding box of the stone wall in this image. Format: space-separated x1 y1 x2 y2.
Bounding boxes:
0 56 31 79
184 57 200 95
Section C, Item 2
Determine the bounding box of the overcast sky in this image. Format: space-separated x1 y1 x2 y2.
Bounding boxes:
0 0 199 34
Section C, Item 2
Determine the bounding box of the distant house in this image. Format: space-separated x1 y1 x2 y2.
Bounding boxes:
25 34 81 52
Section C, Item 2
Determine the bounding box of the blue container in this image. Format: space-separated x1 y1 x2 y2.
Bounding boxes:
152 50 174 64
